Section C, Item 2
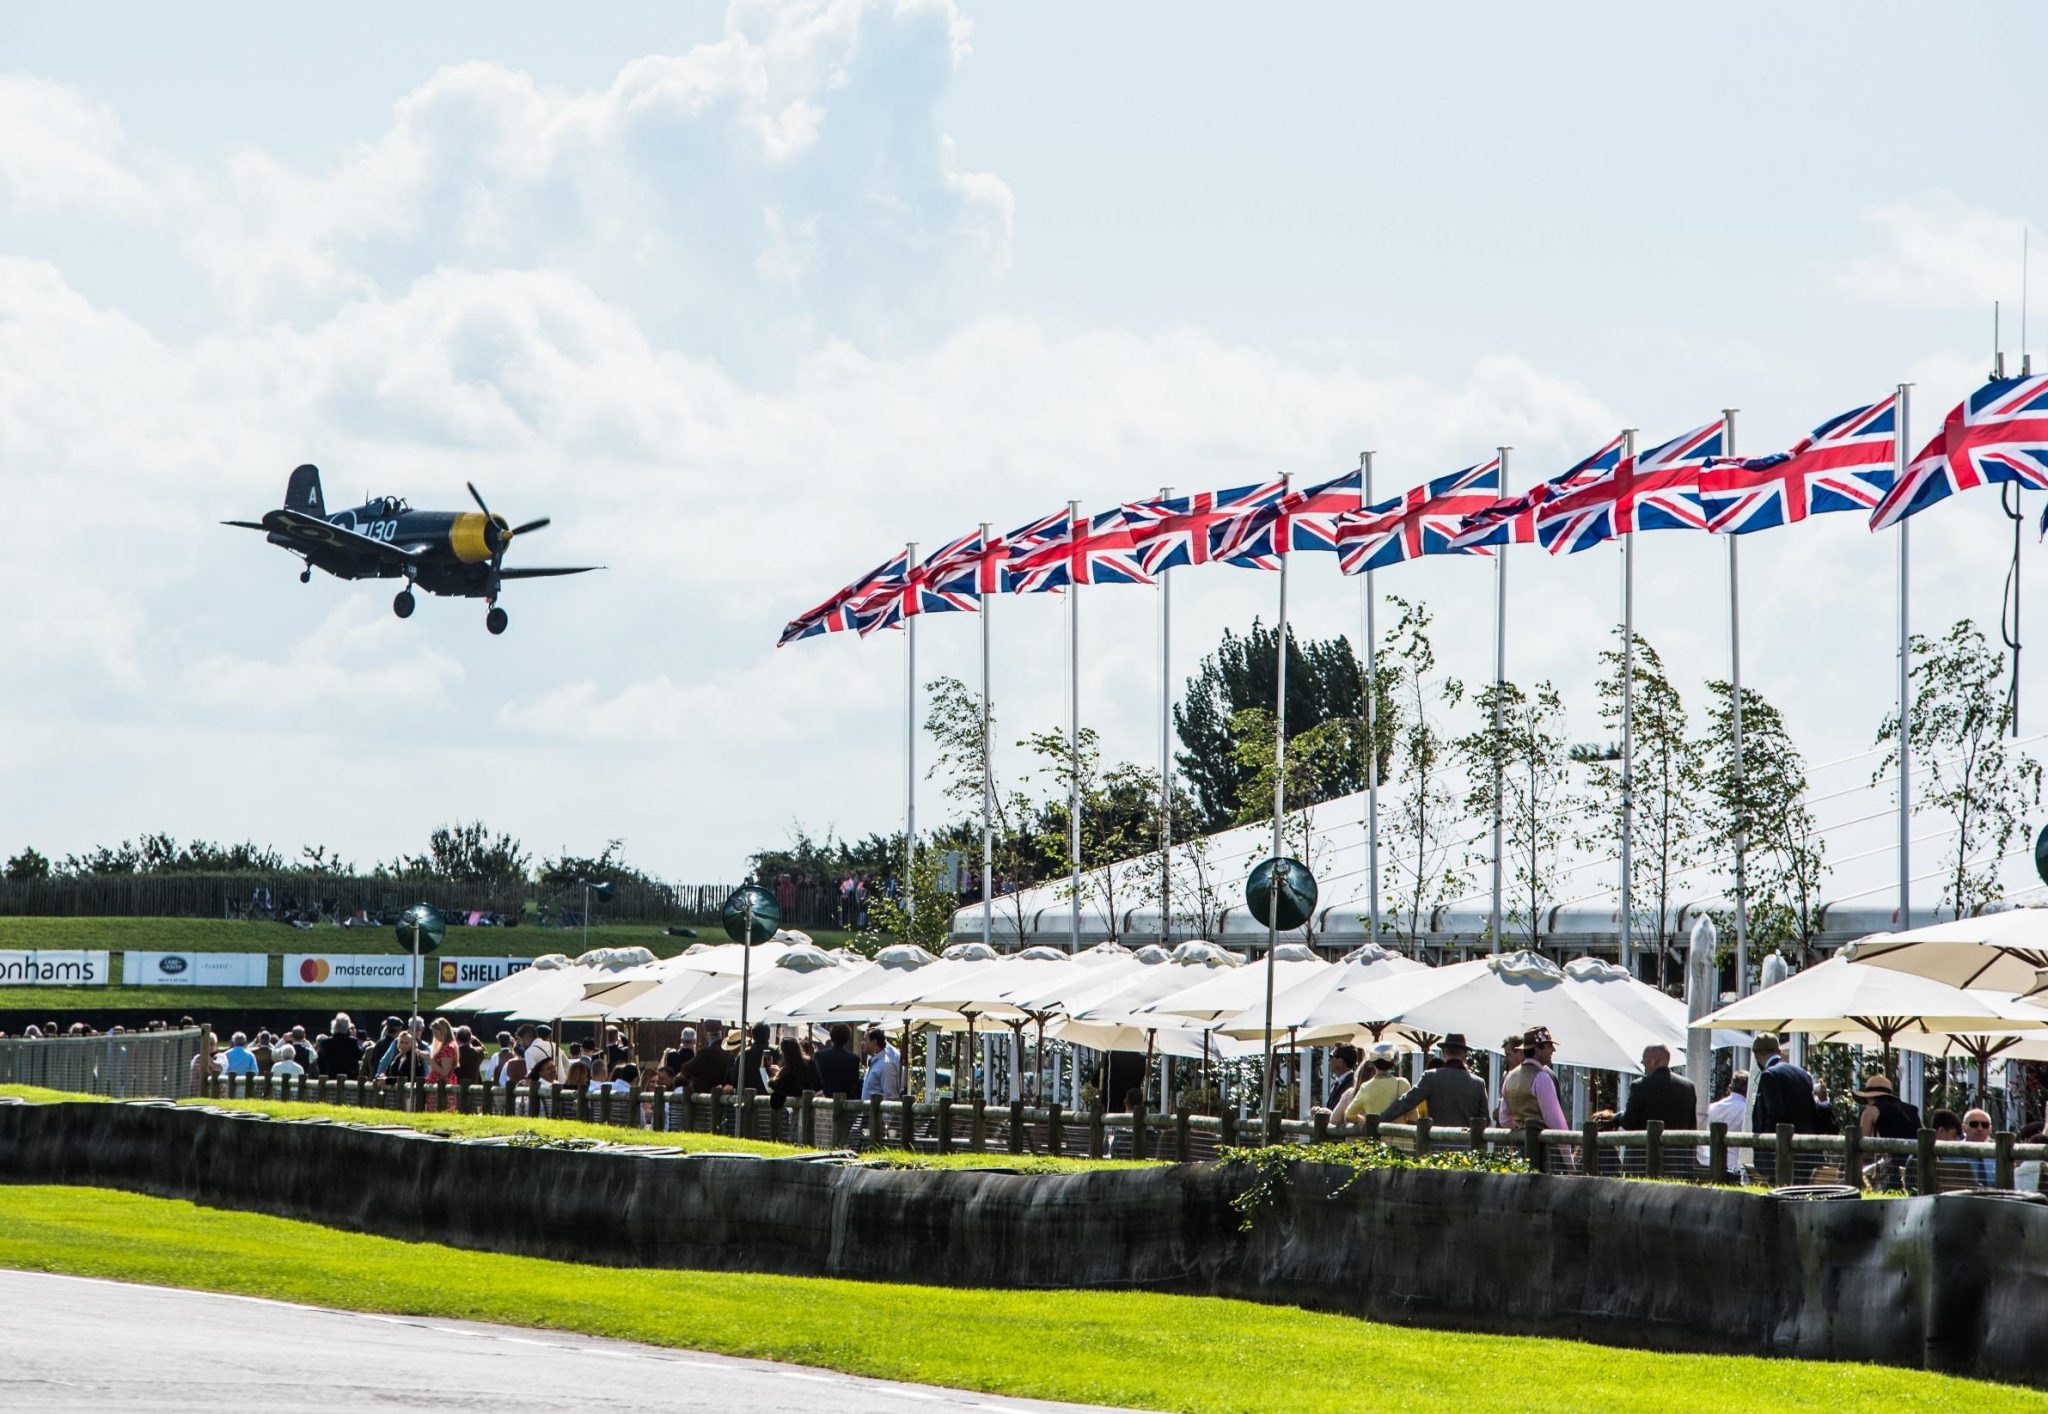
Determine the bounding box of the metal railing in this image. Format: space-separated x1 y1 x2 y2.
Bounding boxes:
2 1029 202 1098
189 1074 2048 1195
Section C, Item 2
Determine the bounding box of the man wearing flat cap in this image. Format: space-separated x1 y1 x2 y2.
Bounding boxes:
1379 1033 1489 1130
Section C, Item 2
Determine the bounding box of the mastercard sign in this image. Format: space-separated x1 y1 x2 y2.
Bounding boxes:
283 954 419 988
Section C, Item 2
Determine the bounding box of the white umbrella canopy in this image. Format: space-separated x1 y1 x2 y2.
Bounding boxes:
1004 943 1173 1015
1337 950 1678 1075
1697 956 2048 1043
499 948 662 1021
898 945 1078 1019
1214 943 1430 1043
1839 909 2048 993
1045 1015 1258 1059
1563 957 1750 1058
1070 942 1242 1026
782 943 942 1022
1136 942 1329 1023
819 942 1001 1019
608 944 859 1022
446 953 575 1013
661 937 802 978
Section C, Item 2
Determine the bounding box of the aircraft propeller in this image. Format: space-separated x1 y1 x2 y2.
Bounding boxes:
466 481 551 581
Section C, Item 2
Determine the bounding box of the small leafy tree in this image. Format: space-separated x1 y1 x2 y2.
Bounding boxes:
1375 596 1466 952
1701 680 1826 964
1582 631 1704 986
4 847 50 881
1455 680 1574 950
868 848 956 954
392 822 530 882
920 676 1048 943
1229 706 1368 941
1020 725 1160 941
1875 619 2045 915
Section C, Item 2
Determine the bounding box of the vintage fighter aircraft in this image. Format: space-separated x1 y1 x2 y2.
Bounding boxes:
226 465 599 634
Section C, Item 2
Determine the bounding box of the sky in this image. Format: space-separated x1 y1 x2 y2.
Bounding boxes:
4 1 2046 905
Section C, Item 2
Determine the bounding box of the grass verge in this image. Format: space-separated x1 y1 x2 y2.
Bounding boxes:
0 1085 108 1104
0 1185 2028 1413
169 1096 1143 1171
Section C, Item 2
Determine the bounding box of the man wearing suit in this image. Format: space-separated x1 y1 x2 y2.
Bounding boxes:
1750 1033 1823 1179
1379 1033 1489 1130
1619 1045 1697 1130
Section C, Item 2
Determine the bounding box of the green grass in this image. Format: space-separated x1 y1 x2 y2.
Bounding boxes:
172 1096 806 1155
170 1096 1150 1172
0 1185 2026 1412
0 1085 108 1104
0 917 864 1010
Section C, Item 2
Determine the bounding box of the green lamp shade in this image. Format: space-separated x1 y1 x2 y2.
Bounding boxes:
1245 857 1318 932
722 885 782 944
394 903 446 956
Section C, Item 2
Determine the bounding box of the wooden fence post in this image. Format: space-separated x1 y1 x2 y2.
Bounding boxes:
801 1091 818 1147
936 1098 954 1155
1047 1102 1065 1157
1008 1100 1026 1155
1774 1123 1796 1188
1645 1121 1665 1179
970 1099 987 1153
867 1094 884 1149
1523 1119 1545 1173
1580 1120 1600 1176
1218 1107 1236 1149
1842 1124 1861 1190
1467 1116 1487 1158
1416 1117 1434 1158
1917 1127 1939 1195
1996 1130 2016 1191
1132 1100 1149 1161
1310 1108 1328 1144
1708 1120 1728 1183
1176 1107 1193 1162
1088 1104 1106 1160
899 1093 914 1151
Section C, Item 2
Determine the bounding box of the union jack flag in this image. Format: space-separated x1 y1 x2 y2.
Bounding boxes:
1536 421 1724 555
1120 479 1288 574
777 554 902 646
1009 508 1154 592
923 527 1010 597
1699 396 1898 534
1869 375 2048 531
1333 458 1502 575
1448 435 1624 550
1209 467 1362 566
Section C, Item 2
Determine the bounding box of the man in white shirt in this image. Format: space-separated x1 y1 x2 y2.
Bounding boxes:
523 1024 559 1077
269 1048 306 1079
1697 1070 1752 1175
860 1028 903 1101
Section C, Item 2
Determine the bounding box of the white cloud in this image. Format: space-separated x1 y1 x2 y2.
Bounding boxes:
1839 191 2038 314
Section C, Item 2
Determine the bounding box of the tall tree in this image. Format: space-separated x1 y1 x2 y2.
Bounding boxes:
1174 619 1381 834
396 822 531 882
1583 631 1704 986
1875 619 2044 916
1701 679 1826 963
1455 680 1574 951
1375 596 1466 952
918 675 1047 941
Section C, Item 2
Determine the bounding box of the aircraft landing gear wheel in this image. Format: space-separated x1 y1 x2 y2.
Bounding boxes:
300 568 311 584
485 606 508 635
393 589 416 619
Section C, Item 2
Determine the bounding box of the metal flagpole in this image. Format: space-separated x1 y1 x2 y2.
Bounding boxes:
1897 385 1913 931
1158 487 1174 947
1619 432 1637 976
1068 501 1082 954
1724 410 1750 996
979 522 994 949
1260 476 1292 1132
1488 455 1507 956
905 541 918 918
1361 452 1380 946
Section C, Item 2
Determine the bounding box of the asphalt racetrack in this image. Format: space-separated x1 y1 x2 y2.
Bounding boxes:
1 1269 1131 1412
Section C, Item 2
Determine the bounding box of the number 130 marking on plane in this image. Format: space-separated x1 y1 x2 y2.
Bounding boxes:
225 465 601 635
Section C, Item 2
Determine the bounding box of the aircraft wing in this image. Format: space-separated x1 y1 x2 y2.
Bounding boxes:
253 508 430 566
498 566 604 579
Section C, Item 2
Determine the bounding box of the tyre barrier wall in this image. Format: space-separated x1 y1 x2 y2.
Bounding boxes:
3 1101 2045 1388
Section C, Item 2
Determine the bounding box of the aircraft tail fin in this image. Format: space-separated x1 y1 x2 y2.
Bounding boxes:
285 464 324 518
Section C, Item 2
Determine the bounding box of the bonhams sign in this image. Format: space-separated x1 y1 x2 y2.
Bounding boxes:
0 950 110 986
283 954 421 989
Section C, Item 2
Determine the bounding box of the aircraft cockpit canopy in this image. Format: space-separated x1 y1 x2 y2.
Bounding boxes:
378 496 410 516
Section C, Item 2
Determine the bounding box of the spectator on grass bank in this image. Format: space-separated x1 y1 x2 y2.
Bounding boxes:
270 1044 306 1080
251 1031 275 1073
1697 1071 1751 1176
862 1028 903 1101
222 1033 258 1077
1380 1033 1488 1129
484 1032 518 1085
1336 1044 1406 1126
424 1019 458 1106
1618 1045 1696 1132
815 1024 861 1098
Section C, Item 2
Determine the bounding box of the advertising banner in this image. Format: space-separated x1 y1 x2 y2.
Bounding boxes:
121 952 269 988
283 954 421 989
434 956 532 990
0 951 111 986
